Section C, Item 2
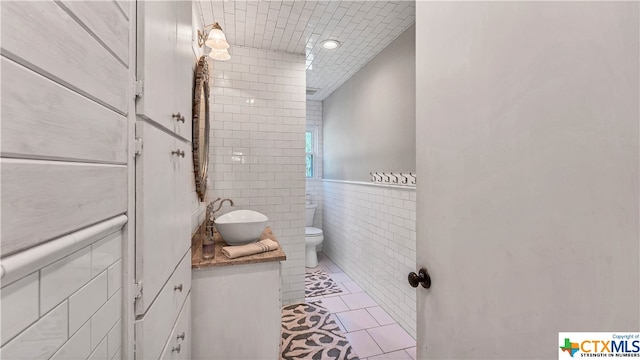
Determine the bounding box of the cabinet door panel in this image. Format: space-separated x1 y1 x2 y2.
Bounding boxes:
136 1 176 130
174 137 192 258
135 122 177 314
174 0 193 140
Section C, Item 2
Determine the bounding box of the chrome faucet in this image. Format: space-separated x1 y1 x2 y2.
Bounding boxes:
205 198 234 241
209 197 234 218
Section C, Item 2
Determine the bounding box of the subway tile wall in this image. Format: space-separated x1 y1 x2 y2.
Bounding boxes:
322 181 417 338
1 230 123 359
207 45 307 304
306 100 323 229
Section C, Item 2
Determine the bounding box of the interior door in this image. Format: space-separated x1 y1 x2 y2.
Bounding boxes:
415 2 639 359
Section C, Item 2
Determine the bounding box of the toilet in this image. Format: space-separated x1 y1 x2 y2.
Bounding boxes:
305 202 324 268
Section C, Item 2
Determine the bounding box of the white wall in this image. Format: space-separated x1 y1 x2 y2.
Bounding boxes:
323 181 416 338
1 1 130 358
207 46 307 304
306 100 323 228
323 25 415 182
415 2 639 358
1 230 124 360
319 23 417 337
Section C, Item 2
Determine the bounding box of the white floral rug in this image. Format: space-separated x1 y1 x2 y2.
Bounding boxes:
281 302 359 360
305 270 343 298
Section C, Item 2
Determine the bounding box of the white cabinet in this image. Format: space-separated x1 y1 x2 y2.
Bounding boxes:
191 262 282 360
135 122 191 315
135 251 191 360
137 0 192 140
134 1 193 359
160 294 191 360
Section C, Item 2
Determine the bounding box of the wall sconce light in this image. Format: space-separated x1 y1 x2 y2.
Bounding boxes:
198 22 231 61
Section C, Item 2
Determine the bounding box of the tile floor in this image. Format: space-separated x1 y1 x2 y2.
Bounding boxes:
306 253 417 360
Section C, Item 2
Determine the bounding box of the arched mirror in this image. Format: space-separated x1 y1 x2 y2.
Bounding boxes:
192 56 210 201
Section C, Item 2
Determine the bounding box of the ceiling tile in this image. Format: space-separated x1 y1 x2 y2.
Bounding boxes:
200 0 415 101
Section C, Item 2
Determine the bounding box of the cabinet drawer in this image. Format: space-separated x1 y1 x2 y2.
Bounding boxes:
135 250 192 360
160 293 191 360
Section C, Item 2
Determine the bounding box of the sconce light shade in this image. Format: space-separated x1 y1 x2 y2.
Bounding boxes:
205 23 230 50
209 48 231 61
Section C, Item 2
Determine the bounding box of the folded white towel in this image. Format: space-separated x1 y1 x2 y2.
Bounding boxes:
222 239 279 259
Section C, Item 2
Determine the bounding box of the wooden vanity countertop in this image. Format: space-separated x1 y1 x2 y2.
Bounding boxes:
191 226 287 269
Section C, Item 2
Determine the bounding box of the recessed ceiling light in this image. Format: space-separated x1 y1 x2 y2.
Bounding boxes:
320 39 341 50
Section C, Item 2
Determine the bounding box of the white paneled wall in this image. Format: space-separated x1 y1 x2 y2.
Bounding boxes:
208 45 307 304
305 101 323 228
1 1 130 358
1 231 123 360
322 181 417 338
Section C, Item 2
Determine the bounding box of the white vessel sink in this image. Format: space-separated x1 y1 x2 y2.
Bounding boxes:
214 210 268 245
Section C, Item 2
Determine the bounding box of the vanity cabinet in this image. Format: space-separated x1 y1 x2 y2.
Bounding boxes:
191 261 283 360
134 1 193 359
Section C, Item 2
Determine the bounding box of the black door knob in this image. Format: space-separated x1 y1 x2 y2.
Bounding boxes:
408 268 431 289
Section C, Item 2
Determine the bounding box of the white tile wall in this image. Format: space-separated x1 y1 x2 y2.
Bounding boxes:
69 271 108 334
40 246 92 314
90 231 121 277
90 290 121 349
306 100 323 229
50 321 91 360
0 230 123 360
88 336 108 360
207 45 307 305
107 260 121 298
0 301 69 360
107 320 121 359
322 181 417 338
0 272 39 346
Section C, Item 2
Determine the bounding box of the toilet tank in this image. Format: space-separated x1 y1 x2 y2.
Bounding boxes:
305 203 317 227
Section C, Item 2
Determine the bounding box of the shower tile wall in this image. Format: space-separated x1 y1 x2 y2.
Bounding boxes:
207 45 307 304
306 100 323 228
323 181 417 337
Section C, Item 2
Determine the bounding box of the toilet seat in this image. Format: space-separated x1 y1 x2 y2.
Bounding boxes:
305 227 323 237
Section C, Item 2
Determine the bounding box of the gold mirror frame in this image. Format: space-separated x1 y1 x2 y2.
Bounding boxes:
192 56 210 202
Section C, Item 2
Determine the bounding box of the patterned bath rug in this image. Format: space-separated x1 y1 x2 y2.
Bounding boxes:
305 270 343 298
281 302 359 360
